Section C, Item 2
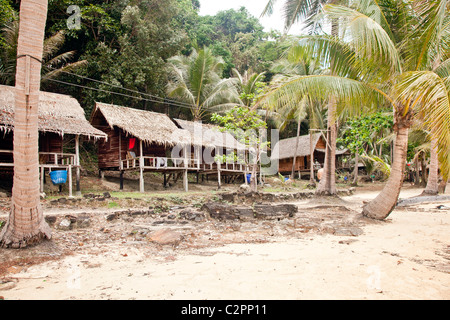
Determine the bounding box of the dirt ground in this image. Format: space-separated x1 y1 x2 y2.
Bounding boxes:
0 179 449 300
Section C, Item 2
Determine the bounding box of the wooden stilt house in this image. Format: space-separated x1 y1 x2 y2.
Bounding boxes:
172 118 250 186
0 85 107 196
90 102 195 192
271 133 349 179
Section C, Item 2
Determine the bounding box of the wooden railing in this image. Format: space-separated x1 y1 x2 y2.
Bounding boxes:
0 150 77 168
120 155 250 173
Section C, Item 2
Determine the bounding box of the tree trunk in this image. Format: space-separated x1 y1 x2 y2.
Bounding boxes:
316 100 337 196
0 0 51 248
291 113 301 180
422 138 439 195
352 153 359 186
362 123 409 220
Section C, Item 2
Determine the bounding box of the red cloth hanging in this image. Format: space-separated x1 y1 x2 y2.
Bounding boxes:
129 138 136 150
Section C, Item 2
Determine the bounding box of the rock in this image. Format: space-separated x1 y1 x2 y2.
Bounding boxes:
221 193 236 202
239 184 251 192
76 214 91 228
57 197 67 204
106 213 118 221
333 227 363 237
103 192 111 198
0 192 8 198
147 228 183 246
40 192 46 199
253 204 297 220
44 215 57 225
58 218 72 230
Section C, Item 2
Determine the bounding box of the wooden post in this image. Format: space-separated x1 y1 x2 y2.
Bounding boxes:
75 135 81 196
40 166 44 193
217 160 221 189
183 146 188 192
120 170 124 190
68 165 73 198
310 131 315 183
139 140 144 193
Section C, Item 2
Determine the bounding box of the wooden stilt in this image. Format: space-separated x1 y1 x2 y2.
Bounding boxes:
217 161 221 189
139 140 144 193
68 165 73 198
120 170 124 190
75 135 81 196
40 166 44 193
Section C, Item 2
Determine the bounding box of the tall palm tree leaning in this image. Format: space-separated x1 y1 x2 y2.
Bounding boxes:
262 0 340 196
261 0 450 220
166 47 242 121
0 0 51 248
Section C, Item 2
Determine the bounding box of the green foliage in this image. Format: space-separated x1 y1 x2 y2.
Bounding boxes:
211 106 268 149
337 112 394 156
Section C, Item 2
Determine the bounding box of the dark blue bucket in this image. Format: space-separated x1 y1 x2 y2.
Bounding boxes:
50 170 67 185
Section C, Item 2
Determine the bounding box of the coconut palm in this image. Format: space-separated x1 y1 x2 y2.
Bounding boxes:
0 0 51 248
0 16 86 86
166 47 242 121
262 0 344 196
265 43 325 181
232 68 266 107
261 0 450 220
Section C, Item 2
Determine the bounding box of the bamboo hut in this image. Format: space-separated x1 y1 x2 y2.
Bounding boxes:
0 84 107 195
90 102 197 192
173 118 250 185
271 133 349 179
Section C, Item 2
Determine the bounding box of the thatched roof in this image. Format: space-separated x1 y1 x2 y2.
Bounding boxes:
0 85 107 139
271 133 348 160
92 102 192 146
173 118 247 150
271 133 322 160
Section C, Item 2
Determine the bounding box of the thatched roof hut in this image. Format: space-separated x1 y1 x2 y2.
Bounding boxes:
92 102 192 146
0 85 107 139
271 133 322 160
271 133 349 160
173 118 247 151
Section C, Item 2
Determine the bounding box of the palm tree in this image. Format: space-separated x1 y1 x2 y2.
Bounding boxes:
264 43 325 182
0 15 86 86
262 0 342 196
261 1 450 220
166 47 242 121
232 68 266 107
0 0 51 248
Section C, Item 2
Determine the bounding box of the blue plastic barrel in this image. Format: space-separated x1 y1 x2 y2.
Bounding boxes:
246 174 251 183
49 170 67 185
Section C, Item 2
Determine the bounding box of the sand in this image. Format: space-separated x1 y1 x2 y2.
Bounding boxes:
0 187 449 300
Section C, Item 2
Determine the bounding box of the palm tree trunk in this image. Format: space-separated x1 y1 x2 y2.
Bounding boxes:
316 99 337 195
352 153 359 186
0 0 51 248
362 123 409 220
423 138 439 195
291 113 301 179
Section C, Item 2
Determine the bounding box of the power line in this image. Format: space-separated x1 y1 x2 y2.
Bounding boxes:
46 69 197 109
46 78 196 111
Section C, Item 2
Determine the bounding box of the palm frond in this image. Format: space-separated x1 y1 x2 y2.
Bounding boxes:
395 70 450 178
321 4 402 74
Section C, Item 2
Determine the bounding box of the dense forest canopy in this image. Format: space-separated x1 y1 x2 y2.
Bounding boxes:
0 0 289 119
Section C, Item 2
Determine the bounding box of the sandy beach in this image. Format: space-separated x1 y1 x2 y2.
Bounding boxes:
0 187 449 300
